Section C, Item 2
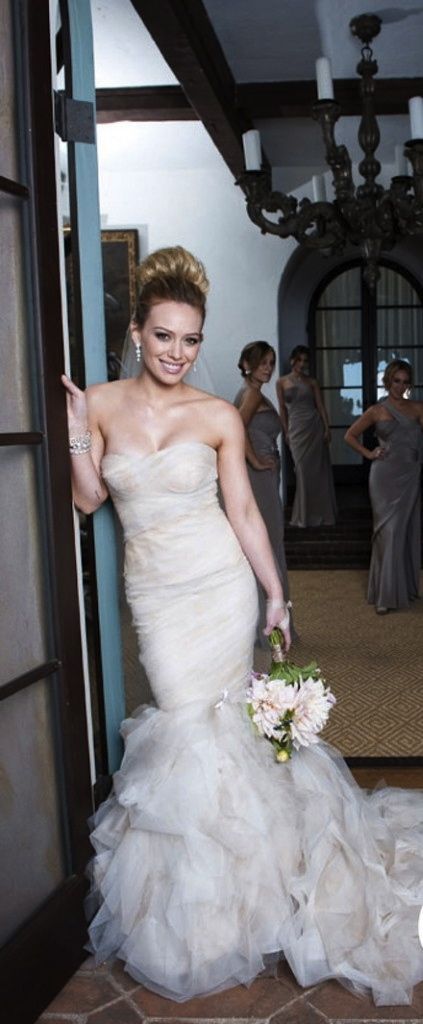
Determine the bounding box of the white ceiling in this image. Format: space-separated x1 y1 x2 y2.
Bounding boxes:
202 0 423 81
90 0 423 182
91 0 177 86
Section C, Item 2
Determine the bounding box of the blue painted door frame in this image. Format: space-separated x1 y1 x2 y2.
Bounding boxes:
62 0 125 772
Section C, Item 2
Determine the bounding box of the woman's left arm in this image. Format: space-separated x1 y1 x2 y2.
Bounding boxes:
216 404 291 648
312 379 331 442
416 401 423 428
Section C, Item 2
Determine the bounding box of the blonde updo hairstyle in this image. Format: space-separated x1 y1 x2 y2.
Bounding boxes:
133 246 209 328
382 358 413 391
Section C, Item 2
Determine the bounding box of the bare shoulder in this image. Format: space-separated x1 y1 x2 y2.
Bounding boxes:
197 393 239 424
86 378 132 408
180 386 239 430
182 383 217 405
365 402 382 422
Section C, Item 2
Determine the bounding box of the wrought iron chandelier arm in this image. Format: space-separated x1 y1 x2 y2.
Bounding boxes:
238 169 347 249
237 171 301 237
312 101 355 202
294 199 347 249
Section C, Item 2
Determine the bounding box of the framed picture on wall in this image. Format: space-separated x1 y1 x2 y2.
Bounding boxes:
64 226 139 382
101 229 139 379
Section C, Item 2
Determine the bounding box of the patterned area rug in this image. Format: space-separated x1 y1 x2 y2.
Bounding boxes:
122 570 423 759
254 569 423 758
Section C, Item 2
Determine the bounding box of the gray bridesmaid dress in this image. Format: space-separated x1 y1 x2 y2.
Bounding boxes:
234 389 290 645
284 377 336 527
368 400 422 610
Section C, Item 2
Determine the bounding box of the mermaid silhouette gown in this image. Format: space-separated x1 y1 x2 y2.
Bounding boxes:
284 378 336 527
233 391 290 645
87 443 423 1005
368 400 422 609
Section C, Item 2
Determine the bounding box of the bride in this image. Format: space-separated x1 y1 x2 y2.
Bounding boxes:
62 246 423 1007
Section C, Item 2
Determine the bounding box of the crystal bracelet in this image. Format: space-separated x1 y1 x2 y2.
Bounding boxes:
69 430 92 455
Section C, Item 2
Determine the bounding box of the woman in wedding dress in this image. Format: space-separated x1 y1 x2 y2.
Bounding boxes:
62 247 423 1007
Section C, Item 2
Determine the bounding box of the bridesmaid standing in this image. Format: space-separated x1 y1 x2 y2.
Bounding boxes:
277 346 336 527
345 359 423 614
234 341 291 645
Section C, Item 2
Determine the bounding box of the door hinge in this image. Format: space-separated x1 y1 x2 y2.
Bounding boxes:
54 90 95 144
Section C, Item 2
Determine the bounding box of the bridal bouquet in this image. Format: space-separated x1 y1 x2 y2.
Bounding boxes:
246 629 336 762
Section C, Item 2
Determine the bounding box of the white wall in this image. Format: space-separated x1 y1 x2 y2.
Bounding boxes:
96 122 297 404
95 122 404 405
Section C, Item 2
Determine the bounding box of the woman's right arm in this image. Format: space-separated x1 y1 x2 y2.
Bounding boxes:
61 375 109 514
276 378 289 443
237 388 276 470
344 406 383 461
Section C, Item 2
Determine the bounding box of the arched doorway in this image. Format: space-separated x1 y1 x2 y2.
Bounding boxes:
278 241 423 497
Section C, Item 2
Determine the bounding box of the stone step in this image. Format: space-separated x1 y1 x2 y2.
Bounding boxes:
283 499 423 569
284 509 372 569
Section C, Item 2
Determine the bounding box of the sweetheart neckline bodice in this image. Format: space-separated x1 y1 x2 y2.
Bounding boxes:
102 441 217 465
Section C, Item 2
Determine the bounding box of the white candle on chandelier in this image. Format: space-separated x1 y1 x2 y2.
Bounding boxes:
312 175 327 202
408 96 423 140
316 57 334 100
242 129 262 171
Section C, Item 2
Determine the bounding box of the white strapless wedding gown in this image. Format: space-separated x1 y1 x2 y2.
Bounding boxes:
88 443 423 1005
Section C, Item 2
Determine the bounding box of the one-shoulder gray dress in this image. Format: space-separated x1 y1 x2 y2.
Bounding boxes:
234 389 290 645
368 400 422 610
284 377 336 527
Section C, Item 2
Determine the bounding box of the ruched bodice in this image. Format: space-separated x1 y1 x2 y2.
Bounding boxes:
246 407 281 460
375 401 423 462
102 442 218 540
101 443 258 708
284 378 317 415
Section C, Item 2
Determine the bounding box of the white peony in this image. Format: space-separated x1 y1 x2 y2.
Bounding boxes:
290 677 336 750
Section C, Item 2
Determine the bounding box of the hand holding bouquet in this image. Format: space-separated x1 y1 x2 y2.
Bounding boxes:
246 628 336 761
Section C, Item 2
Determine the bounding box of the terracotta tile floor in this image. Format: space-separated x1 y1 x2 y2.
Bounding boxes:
36 955 423 1024
37 768 423 1024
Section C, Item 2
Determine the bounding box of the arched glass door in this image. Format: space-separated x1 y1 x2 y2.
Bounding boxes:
310 261 423 480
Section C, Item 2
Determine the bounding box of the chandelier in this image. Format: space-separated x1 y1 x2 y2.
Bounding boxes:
237 13 423 289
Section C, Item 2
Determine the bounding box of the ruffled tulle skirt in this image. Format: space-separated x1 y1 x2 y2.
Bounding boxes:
87 695 423 1005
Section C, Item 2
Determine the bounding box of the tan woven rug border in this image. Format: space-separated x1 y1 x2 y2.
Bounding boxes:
254 569 423 758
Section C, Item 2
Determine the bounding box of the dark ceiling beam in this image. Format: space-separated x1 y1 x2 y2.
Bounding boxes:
95 76 423 127
237 78 423 119
96 86 197 123
129 0 254 177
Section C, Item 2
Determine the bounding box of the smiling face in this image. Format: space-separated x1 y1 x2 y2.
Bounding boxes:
132 300 203 385
388 368 411 400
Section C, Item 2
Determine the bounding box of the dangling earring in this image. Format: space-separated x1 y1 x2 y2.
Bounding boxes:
193 360 197 373
135 341 141 363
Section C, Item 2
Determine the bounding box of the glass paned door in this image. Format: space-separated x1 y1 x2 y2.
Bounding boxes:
315 268 363 466
311 262 423 478
0 3 93 1022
